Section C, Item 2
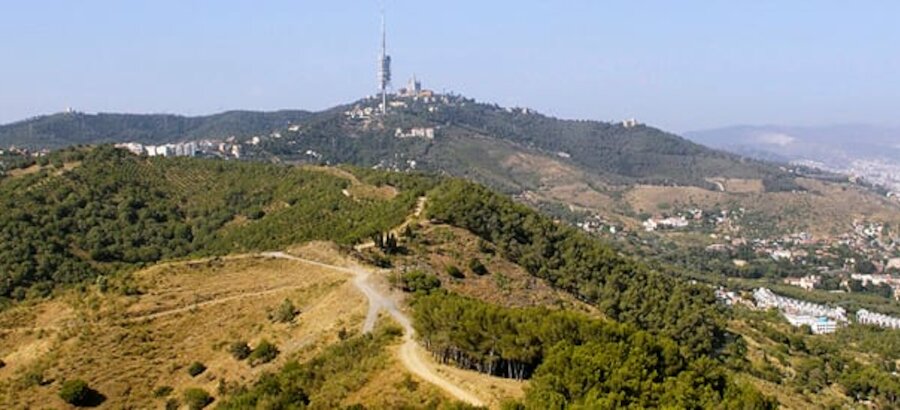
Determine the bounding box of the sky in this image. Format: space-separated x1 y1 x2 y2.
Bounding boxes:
1 1 899 132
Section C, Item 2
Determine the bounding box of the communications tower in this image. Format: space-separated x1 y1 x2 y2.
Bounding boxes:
377 9 391 115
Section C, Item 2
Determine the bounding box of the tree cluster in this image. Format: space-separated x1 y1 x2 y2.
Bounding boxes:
412 292 774 409
426 179 726 357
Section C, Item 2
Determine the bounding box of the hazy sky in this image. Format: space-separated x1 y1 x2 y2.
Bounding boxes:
1 1 899 132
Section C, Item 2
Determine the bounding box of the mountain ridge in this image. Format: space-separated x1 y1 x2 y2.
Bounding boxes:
0 95 799 192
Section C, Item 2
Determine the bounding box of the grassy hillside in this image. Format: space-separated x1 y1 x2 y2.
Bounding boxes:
0 146 434 301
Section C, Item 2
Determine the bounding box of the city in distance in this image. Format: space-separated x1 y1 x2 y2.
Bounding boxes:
0 2 898 409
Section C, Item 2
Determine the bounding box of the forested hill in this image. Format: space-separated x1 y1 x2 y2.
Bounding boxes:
0 146 432 299
0 110 312 149
1 95 798 190
407 98 785 186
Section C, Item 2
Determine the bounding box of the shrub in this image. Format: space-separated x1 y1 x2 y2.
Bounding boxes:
400 271 441 293
229 341 251 360
21 368 44 387
476 238 493 254
0 359 5 369
381 323 404 338
245 207 265 220
187 361 207 377
269 298 299 323
153 385 174 398
446 265 465 279
468 258 488 276
182 388 212 410
58 379 90 406
338 327 350 340
249 340 279 366
165 398 180 410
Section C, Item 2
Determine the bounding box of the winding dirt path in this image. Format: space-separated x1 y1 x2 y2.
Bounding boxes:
260 251 485 407
120 196 484 406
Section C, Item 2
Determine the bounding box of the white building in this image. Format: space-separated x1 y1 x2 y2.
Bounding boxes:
857 309 900 329
753 288 848 333
115 143 145 156
771 249 793 261
395 127 435 139
643 216 689 231
783 275 821 291
784 314 839 334
887 258 900 271
851 273 899 287
622 118 640 128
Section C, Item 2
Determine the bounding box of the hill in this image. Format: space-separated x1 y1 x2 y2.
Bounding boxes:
0 110 312 149
1 147 899 408
1 96 796 189
10 95 870 241
0 146 432 300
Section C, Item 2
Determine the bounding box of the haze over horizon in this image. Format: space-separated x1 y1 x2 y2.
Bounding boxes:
2 0 899 132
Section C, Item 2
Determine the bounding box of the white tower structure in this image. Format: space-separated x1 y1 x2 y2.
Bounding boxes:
377 9 391 115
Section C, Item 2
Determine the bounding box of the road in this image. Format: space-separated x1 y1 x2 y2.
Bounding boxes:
260 251 485 407
128 197 484 407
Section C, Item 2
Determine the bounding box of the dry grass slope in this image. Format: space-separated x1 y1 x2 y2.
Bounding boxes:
0 252 366 409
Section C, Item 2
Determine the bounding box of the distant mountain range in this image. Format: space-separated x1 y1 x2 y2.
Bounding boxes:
685 125 900 190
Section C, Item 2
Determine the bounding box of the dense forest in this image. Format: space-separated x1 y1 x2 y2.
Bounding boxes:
412 292 773 409
426 179 726 357
0 146 432 300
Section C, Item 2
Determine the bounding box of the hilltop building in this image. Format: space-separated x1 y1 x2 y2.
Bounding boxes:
622 118 640 128
397 75 435 100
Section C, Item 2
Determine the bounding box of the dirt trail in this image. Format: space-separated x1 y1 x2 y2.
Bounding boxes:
123 286 304 322
261 250 485 407
118 196 484 406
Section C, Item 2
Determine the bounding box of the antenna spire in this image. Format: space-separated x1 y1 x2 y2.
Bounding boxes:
378 3 391 115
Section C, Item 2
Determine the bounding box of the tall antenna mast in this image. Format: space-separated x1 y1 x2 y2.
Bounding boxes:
378 3 391 115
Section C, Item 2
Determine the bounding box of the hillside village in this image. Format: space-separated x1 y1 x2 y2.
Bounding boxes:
713 286 900 335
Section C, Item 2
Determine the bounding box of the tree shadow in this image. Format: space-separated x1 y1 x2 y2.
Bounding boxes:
76 388 107 408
